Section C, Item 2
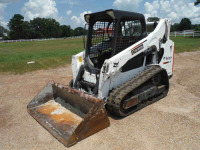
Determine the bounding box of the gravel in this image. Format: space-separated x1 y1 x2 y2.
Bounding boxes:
0 51 200 150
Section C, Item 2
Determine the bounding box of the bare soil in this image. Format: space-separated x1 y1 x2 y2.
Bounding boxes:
0 51 200 150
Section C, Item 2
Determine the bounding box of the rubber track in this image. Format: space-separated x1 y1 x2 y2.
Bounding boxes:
107 65 166 117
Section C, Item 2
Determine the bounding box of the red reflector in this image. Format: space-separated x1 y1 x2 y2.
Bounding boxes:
172 44 175 72
163 62 169 64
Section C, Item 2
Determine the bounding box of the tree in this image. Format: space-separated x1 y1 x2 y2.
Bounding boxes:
7 14 83 39
22 21 32 39
46 18 62 38
0 26 7 37
0 26 9 40
8 14 32 39
30 18 62 38
60 25 71 37
179 18 192 31
171 23 180 32
194 0 200 5
147 17 160 22
73 27 86 36
70 28 74 36
30 18 45 38
195 25 200 31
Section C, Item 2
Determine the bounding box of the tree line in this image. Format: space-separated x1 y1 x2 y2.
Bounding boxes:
0 14 200 40
1 14 86 40
171 18 200 32
147 17 200 32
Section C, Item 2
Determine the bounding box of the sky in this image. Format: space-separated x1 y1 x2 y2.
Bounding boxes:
0 0 199 29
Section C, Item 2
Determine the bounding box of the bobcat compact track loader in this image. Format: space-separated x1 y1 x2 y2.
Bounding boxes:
27 9 175 147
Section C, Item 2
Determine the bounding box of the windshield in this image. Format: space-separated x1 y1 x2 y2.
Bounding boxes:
88 20 115 68
116 18 144 54
86 17 146 69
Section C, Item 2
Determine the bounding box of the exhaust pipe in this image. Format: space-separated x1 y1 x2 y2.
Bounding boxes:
27 81 110 147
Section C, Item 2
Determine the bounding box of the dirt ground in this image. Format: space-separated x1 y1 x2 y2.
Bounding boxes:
0 51 200 150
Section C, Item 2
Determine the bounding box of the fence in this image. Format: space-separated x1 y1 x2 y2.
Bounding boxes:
170 30 200 37
0 35 84 43
0 30 200 43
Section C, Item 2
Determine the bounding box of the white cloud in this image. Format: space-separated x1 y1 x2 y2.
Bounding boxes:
22 0 62 22
113 0 200 24
167 12 179 22
71 16 81 25
0 16 8 28
66 10 72 15
144 2 155 13
113 0 143 11
144 13 151 21
144 0 200 24
71 11 92 28
160 0 171 13
0 3 7 27
0 3 6 15
0 20 7 28
0 0 22 28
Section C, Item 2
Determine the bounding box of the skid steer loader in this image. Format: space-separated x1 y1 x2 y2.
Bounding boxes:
27 9 174 147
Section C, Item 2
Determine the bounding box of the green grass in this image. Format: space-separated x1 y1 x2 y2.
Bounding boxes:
0 39 84 74
0 37 199 74
170 37 200 53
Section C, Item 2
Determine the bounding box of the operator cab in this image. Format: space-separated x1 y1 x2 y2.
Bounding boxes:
84 9 147 72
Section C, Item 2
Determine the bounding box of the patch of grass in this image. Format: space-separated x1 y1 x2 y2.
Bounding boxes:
170 37 200 53
0 37 199 74
0 39 84 74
